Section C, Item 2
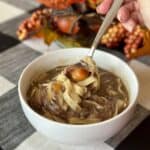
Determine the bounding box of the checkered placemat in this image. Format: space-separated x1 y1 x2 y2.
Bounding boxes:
0 1 150 150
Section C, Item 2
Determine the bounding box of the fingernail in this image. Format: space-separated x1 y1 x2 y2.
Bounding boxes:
122 20 136 32
117 11 129 23
118 13 123 22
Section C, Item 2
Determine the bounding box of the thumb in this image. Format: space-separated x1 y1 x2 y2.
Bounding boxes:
122 18 137 32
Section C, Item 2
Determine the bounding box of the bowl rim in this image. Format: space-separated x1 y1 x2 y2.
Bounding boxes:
18 47 139 128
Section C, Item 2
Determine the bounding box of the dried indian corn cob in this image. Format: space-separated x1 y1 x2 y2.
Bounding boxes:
123 25 144 59
17 8 51 40
100 23 127 48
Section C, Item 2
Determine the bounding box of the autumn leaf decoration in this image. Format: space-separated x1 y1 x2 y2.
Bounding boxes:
127 29 150 59
43 27 59 45
37 0 85 10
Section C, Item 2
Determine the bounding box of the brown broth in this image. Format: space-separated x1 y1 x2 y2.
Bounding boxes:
27 66 129 124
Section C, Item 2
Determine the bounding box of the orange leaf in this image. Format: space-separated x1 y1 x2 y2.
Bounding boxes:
43 27 59 45
33 28 45 38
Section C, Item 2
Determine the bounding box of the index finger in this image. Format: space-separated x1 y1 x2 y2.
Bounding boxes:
96 0 113 15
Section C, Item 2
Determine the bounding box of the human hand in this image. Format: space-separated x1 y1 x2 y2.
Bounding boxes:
96 0 144 32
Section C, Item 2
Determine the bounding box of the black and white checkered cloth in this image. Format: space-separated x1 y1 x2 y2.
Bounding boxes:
0 1 150 150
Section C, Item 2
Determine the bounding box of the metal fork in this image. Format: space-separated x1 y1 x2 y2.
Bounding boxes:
88 0 124 57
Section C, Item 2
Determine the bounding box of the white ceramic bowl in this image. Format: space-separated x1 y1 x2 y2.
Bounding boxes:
18 48 139 145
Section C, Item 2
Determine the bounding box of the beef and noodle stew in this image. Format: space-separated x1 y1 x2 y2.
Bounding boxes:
27 57 129 124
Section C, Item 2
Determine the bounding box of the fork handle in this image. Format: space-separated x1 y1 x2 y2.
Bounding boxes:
88 0 124 57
